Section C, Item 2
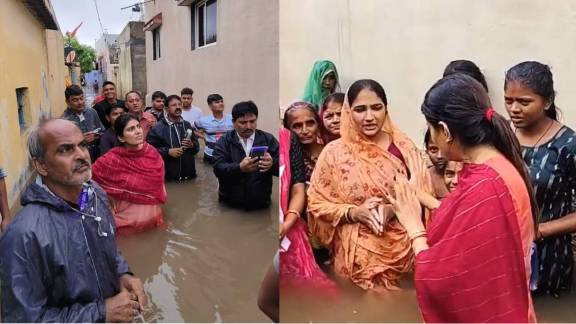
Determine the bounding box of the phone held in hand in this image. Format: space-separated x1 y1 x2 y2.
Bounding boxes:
86 128 102 135
250 146 268 160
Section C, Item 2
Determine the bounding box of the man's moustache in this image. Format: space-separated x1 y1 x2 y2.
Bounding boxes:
73 160 90 172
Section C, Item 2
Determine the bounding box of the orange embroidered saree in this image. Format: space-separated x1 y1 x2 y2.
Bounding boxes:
307 98 432 291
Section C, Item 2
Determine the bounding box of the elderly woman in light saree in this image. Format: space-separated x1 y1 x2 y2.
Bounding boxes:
307 79 432 291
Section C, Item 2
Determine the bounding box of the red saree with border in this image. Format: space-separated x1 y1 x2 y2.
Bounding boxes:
415 156 535 323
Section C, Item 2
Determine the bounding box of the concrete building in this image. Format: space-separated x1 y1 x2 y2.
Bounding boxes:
117 21 147 99
142 0 278 135
95 33 120 84
0 0 66 208
280 0 576 141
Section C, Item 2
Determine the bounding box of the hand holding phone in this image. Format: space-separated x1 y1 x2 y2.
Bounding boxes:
250 146 268 160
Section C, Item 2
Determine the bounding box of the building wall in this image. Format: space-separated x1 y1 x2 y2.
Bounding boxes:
130 22 147 99
143 0 279 135
0 0 65 207
280 0 576 141
118 25 134 98
118 22 147 99
96 34 119 85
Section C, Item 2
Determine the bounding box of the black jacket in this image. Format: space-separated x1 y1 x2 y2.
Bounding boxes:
147 117 200 181
0 179 130 322
213 129 279 210
93 99 125 129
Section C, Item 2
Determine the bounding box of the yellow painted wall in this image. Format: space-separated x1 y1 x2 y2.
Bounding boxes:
280 0 576 141
0 0 65 207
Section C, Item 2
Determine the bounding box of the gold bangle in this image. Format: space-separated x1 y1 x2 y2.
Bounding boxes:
286 210 301 218
411 232 427 242
344 206 354 223
408 230 427 241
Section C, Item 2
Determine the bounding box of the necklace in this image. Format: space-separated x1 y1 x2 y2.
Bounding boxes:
515 118 555 148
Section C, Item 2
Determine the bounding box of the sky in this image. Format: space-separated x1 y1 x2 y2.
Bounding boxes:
51 0 145 48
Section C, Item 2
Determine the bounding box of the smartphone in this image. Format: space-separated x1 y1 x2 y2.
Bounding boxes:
86 128 102 135
250 146 268 159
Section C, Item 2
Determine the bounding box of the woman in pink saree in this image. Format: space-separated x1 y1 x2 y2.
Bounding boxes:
279 127 336 293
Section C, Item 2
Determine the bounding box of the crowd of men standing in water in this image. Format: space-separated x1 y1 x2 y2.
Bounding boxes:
0 81 279 322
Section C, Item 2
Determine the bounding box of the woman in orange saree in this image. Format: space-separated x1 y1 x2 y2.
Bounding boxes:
388 74 537 322
307 79 432 291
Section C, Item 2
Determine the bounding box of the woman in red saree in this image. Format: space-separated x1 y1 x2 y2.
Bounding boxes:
279 127 336 292
387 74 537 322
93 114 166 235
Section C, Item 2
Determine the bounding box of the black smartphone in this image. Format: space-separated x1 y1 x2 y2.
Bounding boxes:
250 146 268 160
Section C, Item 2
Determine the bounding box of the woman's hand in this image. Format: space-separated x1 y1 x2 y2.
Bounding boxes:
385 177 425 234
350 197 385 235
406 149 429 191
280 211 299 239
404 149 440 209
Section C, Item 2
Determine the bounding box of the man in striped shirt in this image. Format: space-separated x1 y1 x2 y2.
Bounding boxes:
194 94 234 164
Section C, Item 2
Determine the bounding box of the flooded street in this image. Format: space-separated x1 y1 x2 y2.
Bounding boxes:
117 159 278 322
281 271 576 322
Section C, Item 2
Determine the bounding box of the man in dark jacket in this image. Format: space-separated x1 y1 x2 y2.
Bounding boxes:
144 90 167 122
0 119 145 323
213 101 279 210
92 81 126 129
148 95 200 181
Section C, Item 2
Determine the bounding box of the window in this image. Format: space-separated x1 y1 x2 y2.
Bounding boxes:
192 0 217 49
153 27 161 60
15 88 29 131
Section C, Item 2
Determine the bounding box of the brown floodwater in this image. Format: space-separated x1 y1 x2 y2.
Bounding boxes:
281 266 576 322
116 159 278 322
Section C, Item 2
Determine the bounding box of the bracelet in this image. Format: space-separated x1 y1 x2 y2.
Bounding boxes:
344 206 354 223
408 230 427 241
286 210 301 218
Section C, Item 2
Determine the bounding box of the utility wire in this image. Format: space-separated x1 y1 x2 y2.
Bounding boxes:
92 0 108 46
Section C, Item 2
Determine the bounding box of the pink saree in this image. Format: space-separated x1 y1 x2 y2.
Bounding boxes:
279 127 337 294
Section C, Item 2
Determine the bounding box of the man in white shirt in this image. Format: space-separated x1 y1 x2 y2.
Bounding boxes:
180 87 203 129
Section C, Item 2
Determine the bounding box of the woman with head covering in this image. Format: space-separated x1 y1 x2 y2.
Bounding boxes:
307 79 432 291
92 114 166 235
279 127 336 293
283 102 327 182
302 60 340 111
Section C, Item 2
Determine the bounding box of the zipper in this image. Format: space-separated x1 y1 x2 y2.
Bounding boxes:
80 215 104 300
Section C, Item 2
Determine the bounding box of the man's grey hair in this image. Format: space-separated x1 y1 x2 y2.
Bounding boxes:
27 118 53 161
28 125 45 161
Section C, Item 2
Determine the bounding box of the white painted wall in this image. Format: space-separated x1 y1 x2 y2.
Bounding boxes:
143 0 279 135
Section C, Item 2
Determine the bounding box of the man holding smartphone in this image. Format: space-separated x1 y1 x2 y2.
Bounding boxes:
213 101 279 210
61 85 104 162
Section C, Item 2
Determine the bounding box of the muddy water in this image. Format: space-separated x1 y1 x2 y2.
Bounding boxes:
281 270 576 322
116 160 278 322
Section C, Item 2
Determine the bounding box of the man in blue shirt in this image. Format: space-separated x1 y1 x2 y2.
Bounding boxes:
194 94 234 164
